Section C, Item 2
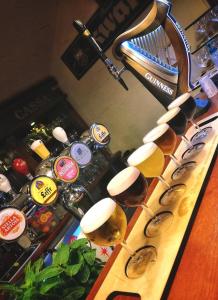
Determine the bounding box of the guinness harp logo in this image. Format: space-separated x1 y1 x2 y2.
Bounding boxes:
144 73 174 96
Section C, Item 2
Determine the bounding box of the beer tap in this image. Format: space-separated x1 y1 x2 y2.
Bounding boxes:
73 20 128 91
52 127 70 146
0 174 17 200
30 140 54 178
12 158 33 180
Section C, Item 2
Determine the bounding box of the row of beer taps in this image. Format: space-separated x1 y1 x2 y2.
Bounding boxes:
0 123 110 220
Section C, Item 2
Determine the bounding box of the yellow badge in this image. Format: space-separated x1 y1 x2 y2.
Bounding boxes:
91 124 110 145
30 176 58 205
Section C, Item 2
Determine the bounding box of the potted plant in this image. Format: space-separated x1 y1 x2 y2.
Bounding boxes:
1 238 104 300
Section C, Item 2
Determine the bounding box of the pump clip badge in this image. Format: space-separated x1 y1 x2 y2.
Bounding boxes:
0 208 26 241
91 124 110 145
30 176 58 205
54 156 79 182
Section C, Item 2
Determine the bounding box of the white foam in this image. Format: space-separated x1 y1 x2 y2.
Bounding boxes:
107 167 140 196
30 140 43 150
157 107 181 125
127 142 157 167
80 198 116 234
168 93 190 110
143 124 169 143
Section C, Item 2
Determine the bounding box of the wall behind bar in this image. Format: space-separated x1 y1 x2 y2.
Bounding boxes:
51 0 209 153
0 0 209 152
0 0 57 102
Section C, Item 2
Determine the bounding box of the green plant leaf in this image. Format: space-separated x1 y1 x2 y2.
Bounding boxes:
64 286 85 300
36 266 63 282
39 277 63 294
53 244 70 266
65 263 82 277
83 249 96 266
77 264 90 283
23 261 35 288
0 284 22 294
32 258 44 274
70 238 88 250
23 287 36 300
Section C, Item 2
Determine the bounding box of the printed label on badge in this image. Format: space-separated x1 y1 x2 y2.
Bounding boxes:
70 143 92 166
30 176 58 205
54 156 79 182
0 208 26 241
91 123 110 145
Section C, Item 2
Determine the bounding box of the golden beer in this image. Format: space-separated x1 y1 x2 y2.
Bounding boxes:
30 140 50 160
80 198 127 246
127 142 165 178
143 124 177 155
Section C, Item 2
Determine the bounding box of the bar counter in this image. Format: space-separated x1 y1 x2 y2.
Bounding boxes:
87 94 218 300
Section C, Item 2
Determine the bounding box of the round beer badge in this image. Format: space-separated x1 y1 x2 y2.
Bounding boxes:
54 156 79 183
90 123 110 145
30 176 58 206
70 142 92 167
0 208 26 241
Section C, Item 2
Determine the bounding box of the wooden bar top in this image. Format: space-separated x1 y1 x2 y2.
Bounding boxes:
87 94 218 300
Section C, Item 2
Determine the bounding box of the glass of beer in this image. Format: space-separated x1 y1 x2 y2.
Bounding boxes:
127 143 186 206
168 92 212 143
30 140 50 160
143 124 196 180
107 166 173 237
80 197 157 278
157 107 204 160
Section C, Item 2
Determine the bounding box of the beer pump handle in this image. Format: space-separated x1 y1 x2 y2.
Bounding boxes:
52 127 70 146
0 174 17 198
12 158 33 180
73 20 128 91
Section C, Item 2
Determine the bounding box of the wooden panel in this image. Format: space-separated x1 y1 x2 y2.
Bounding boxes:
167 157 218 300
87 113 218 300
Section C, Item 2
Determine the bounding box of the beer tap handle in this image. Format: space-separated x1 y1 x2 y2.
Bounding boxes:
52 127 70 146
0 174 17 198
12 158 33 180
73 20 128 91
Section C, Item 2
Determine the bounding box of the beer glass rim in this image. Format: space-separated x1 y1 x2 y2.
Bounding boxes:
157 107 181 124
30 139 43 150
80 198 116 234
107 166 140 196
0 207 26 241
127 142 158 166
143 124 169 143
168 92 191 110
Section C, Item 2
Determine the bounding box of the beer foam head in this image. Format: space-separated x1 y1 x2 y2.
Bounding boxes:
143 124 169 143
0 208 26 241
107 167 140 196
157 107 181 125
168 93 190 110
127 142 157 166
80 198 116 234
30 140 43 150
